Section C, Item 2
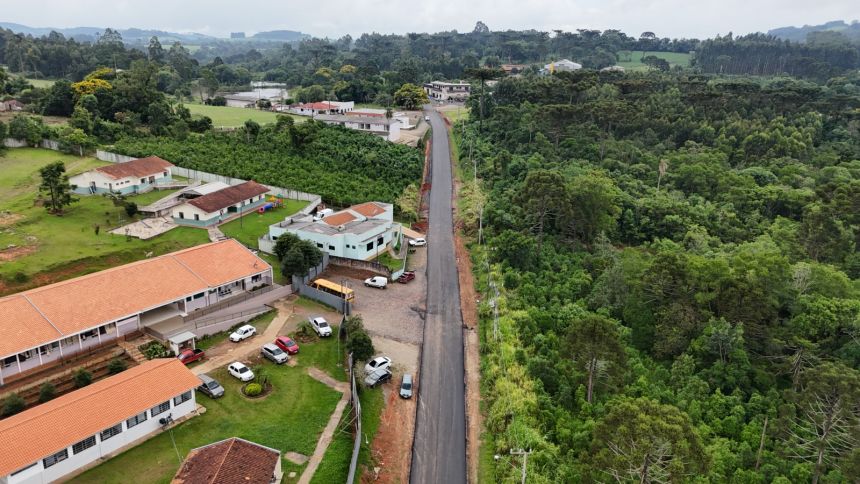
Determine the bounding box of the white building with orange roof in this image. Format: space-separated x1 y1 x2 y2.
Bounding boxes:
0 359 200 484
69 156 174 195
261 201 397 261
0 239 273 387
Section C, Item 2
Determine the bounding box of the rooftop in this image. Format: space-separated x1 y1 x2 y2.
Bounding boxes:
290 218 389 237
187 181 270 214
322 211 358 226
172 437 280 484
93 156 174 180
351 201 389 218
0 359 200 476
315 114 399 126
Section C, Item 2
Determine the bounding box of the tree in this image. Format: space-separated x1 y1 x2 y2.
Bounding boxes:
465 68 502 131
473 21 490 34
107 358 127 374
273 233 302 261
148 36 165 63
73 368 93 388
396 183 420 221
198 69 219 100
41 80 75 116
564 313 626 403
568 171 622 244
1 393 25 417
39 161 77 214
393 83 429 110
38 382 56 403
244 119 261 143
590 397 708 482
58 127 95 156
69 106 94 134
347 331 375 362
8 115 44 146
515 169 569 255
281 246 307 278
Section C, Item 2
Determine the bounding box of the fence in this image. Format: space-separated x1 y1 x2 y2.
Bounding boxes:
290 254 355 314
4 138 61 150
329 256 391 278
346 352 362 484
183 285 276 322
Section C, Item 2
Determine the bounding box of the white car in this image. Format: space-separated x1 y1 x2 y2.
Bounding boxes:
364 276 388 289
309 316 332 337
424 115 430 121
408 237 427 247
228 362 254 382
365 356 392 375
229 324 256 342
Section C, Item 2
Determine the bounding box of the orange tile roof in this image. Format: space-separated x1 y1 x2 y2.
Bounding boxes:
322 211 357 226
187 181 269 214
173 438 280 484
95 156 174 180
351 202 387 218
0 240 271 358
0 359 200 476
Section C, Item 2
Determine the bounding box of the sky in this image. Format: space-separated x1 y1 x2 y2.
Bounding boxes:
1 0 858 39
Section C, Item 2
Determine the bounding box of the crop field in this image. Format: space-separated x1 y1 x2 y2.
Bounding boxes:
616 50 692 71
186 103 304 127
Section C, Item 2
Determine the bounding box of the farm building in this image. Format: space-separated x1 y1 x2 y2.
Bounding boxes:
0 359 200 484
69 156 174 195
0 239 272 386
172 437 283 484
171 181 270 227
314 114 402 142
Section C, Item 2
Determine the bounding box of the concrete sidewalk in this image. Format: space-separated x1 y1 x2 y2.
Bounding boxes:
298 368 350 484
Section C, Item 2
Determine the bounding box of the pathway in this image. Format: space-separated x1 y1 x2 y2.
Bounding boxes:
298 368 350 484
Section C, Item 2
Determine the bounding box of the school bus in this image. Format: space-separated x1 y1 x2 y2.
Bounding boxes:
309 278 355 302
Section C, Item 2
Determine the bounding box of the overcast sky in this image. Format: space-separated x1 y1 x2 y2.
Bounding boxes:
2 0 857 39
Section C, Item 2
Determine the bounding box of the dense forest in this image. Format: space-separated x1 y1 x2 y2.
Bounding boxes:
459 70 860 482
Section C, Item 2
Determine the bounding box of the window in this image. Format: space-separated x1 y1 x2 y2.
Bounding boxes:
11 463 37 476
80 329 97 340
100 423 123 441
194 214 200 220
140 178 145 184
174 391 192 406
72 436 96 455
193 292 204 300
377 236 384 246
99 324 115 336
186 296 192 302
43 449 68 468
366 242 374 251
251 274 262 283
151 400 170 417
178 212 185 219
316 243 323 248
61 337 76 347
2 355 15 368
126 411 148 429
328 245 335 251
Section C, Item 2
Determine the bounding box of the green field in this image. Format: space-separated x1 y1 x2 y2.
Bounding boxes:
0 148 210 293
616 50 692 71
24 78 56 89
73 332 347 484
186 103 304 127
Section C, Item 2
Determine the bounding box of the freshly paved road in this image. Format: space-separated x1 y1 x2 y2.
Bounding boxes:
410 110 467 484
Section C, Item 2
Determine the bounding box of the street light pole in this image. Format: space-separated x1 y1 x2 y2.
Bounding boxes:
510 449 532 484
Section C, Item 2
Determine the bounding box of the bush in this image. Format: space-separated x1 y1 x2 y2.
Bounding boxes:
107 358 127 375
38 382 56 403
1 393 26 417
244 383 263 396
347 331 375 362
139 341 171 359
252 365 270 388
296 321 315 338
74 368 93 388
124 202 138 217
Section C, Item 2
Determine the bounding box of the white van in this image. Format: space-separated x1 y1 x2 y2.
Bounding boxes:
313 208 334 222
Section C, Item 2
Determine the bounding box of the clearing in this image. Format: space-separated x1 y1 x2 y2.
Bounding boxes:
616 50 692 71
186 103 304 127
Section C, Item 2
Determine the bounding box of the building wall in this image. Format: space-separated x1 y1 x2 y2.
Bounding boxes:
172 197 266 227
284 223 393 261
3 391 197 484
70 169 173 196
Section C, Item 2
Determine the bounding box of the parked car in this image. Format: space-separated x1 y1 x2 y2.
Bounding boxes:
365 368 393 388
365 356 392 375
408 237 427 247
197 374 225 399
400 373 414 399
309 316 332 337
261 343 289 364
364 276 388 289
229 324 256 342
228 362 255 382
397 271 416 284
424 115 431 121
177 348 205 365
313 208 334 222
275 336 300 355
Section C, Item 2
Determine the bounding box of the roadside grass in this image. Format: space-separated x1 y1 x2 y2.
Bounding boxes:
617 50 692 71
0 148 210 292
478 430 497 482
219 200 308 248
441 105 470 124
72 336 345 484
195 311 277 351
185 103 304 127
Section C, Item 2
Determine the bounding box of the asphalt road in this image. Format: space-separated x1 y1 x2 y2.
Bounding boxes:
410 110 467 484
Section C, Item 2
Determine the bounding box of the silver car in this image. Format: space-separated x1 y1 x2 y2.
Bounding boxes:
364 368 392 388
197 374 225 399
399 374 413 399
261 343 289 364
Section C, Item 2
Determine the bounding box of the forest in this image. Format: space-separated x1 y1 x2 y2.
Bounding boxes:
459 69 860 482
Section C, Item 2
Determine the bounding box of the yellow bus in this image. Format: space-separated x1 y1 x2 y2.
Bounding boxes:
309 278 355 302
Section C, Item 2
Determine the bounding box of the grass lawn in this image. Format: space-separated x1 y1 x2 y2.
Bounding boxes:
219 200 308 248
73 334 347 484
617 50 692 71
25 77 56 89
374 252 404 272
126 188 181 206
0 148 210 293
195 311 277 351
441 105 470 124
186 103 304 127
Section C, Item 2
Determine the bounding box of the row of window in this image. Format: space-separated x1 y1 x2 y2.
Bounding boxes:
315 236 386 254
2 326 117 368
34 391 193 471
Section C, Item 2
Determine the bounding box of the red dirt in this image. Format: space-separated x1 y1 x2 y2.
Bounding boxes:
0 245 36 261
0 212 24 227
363 387 417 483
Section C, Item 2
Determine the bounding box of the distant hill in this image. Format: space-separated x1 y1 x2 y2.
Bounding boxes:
251 30 310 41
768 20 860 42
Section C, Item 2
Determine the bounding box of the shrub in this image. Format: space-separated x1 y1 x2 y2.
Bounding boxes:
252 365 270 388
74 368 93 388
38 382 56 403
244 383 262 396
107 358 127 375
1 393 26 417
347 330 375 362
139 341 171 359
124 202 138 217
296 321 315 338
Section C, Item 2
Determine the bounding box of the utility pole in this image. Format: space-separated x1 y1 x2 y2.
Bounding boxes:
510 449 532 484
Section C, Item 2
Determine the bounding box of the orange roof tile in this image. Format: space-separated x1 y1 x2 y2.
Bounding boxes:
0 359 200 476
0 297 62 357
351 202 387 218
322 211 357 226
95 156 174 180
172 438 280 484
172 239 271 287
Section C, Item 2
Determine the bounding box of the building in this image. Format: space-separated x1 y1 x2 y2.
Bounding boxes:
500 64 530 75
348 108 412 128
600 65 626 73
70 156 174 195
171 181 270 227
0 359 200 484
0 239 273 386
0 99 25 112
540 59 582 75
222 95 257 109
172 437 282 484
314 114 402 142
261 202 396 261
423 81 471 102
288 101 354 116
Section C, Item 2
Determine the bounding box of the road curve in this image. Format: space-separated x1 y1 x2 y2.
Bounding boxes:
410 110 467 484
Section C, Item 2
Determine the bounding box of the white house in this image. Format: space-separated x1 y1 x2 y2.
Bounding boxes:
289 101 354 116
541 59 583 75
261 202 397 261
171 180 270 227
314 114 402 142
0 239 273 387
70 156 174 195
423 81 471 101
172 438 283 484
0 358 201 484
349 108 412 128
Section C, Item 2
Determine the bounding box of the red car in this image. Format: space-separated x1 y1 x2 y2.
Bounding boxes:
397 271 416 284
275 336 300 355
177 348 205 365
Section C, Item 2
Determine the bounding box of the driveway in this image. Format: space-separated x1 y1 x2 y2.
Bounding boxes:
410 109 467 483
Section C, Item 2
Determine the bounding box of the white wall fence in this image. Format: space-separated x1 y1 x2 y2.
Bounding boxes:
4 138 61 150
95 149 322 204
